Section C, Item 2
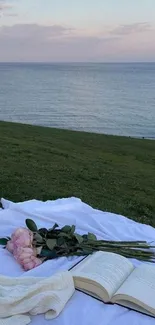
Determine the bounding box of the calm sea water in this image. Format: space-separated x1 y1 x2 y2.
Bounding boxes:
0 63 155 138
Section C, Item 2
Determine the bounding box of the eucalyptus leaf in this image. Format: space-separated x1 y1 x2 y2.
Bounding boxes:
0 238 9 246
87 233 97 241
26 219 38 232
75 233 83 244
46 239 57 250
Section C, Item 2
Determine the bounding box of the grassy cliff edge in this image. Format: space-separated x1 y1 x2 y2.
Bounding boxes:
0 121 155 226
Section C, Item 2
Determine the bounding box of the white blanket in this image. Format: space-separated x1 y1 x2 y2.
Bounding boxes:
0 197 155 325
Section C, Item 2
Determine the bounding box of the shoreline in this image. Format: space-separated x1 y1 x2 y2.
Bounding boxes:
0 120 154 142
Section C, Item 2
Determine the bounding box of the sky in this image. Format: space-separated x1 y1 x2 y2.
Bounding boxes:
0 0 155 62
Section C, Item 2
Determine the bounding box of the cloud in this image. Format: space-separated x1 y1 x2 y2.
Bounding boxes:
0 23 154 62
3 12 17 16
0 24 117 62
0 0 16 17
110 22 152 36
0 24 75 39
0 0 13 10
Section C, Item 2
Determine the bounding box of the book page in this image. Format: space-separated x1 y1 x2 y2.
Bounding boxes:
71 251 134 300
112 264 155 315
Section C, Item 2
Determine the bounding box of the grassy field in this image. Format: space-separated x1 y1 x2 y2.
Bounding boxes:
0 121 155 226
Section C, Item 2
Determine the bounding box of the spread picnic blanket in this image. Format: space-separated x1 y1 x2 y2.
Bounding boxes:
0 197 155 325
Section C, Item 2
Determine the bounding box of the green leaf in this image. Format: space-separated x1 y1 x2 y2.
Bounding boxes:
58 232 71 238
75 233 84 244
70 225 76 234
51 223 59 231
82 249 93 255
57 237 65 246
82 234 88 241
38 228 48 236
34 233 44 243
40 248 57 259
61 225 71 233
46 239 57 250
87 233 97 241
0 238 9 245
26 219 38 232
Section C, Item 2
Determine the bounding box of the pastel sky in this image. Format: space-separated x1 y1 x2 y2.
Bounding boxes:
0 0 155 62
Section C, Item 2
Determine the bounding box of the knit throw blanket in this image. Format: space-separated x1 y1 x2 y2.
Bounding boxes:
0 271 74 325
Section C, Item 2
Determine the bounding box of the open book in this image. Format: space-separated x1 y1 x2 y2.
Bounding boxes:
70 251 155 317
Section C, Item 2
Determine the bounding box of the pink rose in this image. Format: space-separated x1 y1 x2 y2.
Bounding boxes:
11 228 33 248
14 247 35 262
13 246 42 270
23 258 42 271
6 227 42 271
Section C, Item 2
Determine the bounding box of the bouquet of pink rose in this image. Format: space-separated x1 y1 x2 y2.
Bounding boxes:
2 226 43 271
0 219 155 271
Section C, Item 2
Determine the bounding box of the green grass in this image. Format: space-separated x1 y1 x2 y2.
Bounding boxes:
0 121 155 226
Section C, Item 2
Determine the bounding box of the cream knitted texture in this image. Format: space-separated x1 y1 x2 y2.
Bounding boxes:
0 271 75 325
0 315 31 325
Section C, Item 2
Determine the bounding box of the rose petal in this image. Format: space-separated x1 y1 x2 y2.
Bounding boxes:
11 228 33 248
23 261 35 271
34 258 42 267
6 240 14 253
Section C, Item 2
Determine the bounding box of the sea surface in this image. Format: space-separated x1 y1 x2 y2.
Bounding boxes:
0 62 155 138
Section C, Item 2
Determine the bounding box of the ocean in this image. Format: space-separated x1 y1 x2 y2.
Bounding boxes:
0 62 155 138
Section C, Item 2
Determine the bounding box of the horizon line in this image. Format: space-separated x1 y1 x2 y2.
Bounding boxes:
0 61 155 64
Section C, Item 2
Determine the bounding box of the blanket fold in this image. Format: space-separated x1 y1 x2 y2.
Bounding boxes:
0 271 74 325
